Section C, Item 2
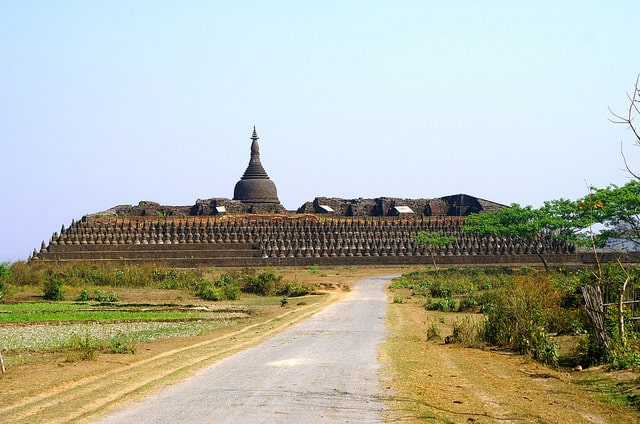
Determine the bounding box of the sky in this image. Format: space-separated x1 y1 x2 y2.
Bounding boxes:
1 1 639 262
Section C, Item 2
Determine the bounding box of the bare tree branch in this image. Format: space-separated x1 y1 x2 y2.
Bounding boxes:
612 74 640 179
620 142 640 180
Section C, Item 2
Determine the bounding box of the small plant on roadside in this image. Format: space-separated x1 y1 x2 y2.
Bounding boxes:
280 297 289 307
65 332 97 361
393 295 405 304
306 265 320 275
425 297 456 312
452 316 486 348
109 331 136 354
426 321 441 340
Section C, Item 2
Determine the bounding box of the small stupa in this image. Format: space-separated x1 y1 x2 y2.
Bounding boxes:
233 127 284 212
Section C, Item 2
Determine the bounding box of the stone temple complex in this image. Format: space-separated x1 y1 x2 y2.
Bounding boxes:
31 128 588 267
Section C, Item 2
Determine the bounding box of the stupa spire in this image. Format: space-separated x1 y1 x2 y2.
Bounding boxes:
233 127 281 206
241 126 268 179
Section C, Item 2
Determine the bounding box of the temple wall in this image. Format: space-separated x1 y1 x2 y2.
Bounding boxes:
33 215 597 267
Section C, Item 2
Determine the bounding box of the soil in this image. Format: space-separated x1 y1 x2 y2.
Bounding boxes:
381 301 640 423
1 266 639 423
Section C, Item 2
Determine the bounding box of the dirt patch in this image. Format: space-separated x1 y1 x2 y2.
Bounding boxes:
381 300 640 423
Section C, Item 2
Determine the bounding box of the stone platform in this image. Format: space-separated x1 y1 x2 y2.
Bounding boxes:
33 214 588 268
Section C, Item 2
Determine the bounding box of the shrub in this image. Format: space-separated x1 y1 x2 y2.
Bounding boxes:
277 280 313 297
483 273 563 366
452 316 485 348
196 283 224 301
65 333 96 361
393 295 405 304
242 269 283 296
425 297 456 312
109 331 136 354
77 289 90 301
196 274 242 301
610 352 640 371
426 321 441 340
43 279 65 301
458 294 479 311
0 262 11 301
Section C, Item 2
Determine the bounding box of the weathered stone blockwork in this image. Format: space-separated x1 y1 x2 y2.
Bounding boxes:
34 215 585 267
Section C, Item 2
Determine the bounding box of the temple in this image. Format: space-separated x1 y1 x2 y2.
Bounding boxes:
30 127 586 267
232 127 285 213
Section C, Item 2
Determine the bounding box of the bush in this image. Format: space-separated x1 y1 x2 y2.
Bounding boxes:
425 297 456 312
196 274 242 301
242 269 283 296
277 280 313 297
452 316 485 348
196 283 224 301
109 331 136 354
77 289 90 301
483 273 563 366
0 262 11 301
65 333 96 361
43 279 65 301
426 321 441 340
610 352 640 371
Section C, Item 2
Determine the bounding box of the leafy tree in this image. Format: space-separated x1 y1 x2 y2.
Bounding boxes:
577 180 640 249
411 231 456 274
461 203 583 272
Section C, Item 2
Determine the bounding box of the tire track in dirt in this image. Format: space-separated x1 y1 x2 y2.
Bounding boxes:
1 295 339 424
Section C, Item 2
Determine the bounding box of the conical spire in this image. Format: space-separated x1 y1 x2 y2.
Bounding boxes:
240 126 270 179
233 127 281 205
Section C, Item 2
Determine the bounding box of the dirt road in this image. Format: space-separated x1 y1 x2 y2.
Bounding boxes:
93 275 396 424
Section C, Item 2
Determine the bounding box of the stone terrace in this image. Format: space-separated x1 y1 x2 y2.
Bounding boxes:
33 214 587 268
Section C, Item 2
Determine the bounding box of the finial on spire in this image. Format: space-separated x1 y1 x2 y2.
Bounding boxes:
251 126 259 141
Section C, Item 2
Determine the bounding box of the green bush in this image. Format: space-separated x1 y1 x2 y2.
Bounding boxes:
610 352 640 371
277 280 313 297
0 262 11 301
425 297 456 312
65 333 96 361
483 273 563 367
196 274 242 301
242 269 283 296
77 289 90 301
109 331 136 354
43 279 65 301
196 283 224 301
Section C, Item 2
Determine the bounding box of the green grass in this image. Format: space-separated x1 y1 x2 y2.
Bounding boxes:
0 302 249 323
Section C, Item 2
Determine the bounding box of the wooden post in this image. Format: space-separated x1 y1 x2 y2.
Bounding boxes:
0 351 5 374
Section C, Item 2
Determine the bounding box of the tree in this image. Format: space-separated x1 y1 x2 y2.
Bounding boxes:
578 181 640 249
461 203 582 272
411 231 456 274
575 182 640 352
610 73 640 180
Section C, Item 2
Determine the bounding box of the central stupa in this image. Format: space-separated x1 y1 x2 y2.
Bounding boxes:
233 127 284 212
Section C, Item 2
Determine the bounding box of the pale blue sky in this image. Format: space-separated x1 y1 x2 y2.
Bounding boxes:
1 1 639 262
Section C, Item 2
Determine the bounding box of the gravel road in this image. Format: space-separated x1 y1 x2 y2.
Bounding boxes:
94 275 395 424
